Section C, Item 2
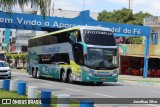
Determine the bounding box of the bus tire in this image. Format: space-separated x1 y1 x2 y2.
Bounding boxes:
32 67 35 78
68 71 74 84
60 69 67 83
33 68 37 78
36 70 41 79
96 82 103 85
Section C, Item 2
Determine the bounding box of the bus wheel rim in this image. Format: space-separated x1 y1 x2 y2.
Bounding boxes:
62 72 65 81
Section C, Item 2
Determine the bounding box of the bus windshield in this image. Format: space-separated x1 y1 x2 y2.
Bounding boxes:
85 48 118 70
83 30 116 46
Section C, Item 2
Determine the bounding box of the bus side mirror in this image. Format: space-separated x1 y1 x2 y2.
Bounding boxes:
68 37 75 44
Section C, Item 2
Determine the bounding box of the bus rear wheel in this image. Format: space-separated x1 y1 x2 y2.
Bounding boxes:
32 70 37 78
68 72 74 84
61 72 67 83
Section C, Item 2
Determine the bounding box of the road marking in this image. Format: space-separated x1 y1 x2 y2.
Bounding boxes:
41 83 117 98
65 88 81 92
151 91 160 94
147 104 160 107
92 93 117 98
41 84 52 87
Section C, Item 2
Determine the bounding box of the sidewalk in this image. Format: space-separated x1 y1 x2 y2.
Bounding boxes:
118 75 160 86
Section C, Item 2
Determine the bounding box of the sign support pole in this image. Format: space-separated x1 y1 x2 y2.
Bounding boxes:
143 35 150 78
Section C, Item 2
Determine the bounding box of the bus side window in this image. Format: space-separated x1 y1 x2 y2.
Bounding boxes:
53 53 70 64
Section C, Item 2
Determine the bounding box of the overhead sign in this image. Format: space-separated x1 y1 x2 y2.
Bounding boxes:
0 10 150 36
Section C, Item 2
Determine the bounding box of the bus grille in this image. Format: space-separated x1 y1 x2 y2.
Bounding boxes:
94 74 112 77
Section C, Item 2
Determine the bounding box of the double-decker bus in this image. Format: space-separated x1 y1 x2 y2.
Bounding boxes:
27 26 119 85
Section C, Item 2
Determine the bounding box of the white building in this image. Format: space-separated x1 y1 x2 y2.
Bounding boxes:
143 16 160 44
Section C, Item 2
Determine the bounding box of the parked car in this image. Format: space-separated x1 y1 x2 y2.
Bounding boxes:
0 61 11 79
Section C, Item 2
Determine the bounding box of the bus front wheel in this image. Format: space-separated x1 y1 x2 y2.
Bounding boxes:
36 70 41 79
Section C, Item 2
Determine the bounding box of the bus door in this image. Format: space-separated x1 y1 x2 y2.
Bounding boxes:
72 43 84 74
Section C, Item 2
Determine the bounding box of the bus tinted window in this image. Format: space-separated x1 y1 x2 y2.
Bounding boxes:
29 30 81 47
83 30 116 46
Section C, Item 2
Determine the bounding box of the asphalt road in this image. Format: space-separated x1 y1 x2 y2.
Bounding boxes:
7 72 160 107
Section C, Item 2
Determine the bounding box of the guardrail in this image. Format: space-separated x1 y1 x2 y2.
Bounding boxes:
0 79 94 107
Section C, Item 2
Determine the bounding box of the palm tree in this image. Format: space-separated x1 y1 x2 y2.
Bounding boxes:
0 0 49 16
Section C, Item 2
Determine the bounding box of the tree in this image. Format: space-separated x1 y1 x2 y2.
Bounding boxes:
0 0 49 16
125 37 143 44
20 53 27 69
132 11 151 25
11 54 20 68
98 8 134 24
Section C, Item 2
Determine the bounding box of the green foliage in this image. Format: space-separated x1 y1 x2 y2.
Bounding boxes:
98 8 152 25
0 0 48 16
5 53 11 59
125 37 143 44
5 53 28 68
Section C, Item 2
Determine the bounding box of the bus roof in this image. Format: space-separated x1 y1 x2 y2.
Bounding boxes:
30 26 112 40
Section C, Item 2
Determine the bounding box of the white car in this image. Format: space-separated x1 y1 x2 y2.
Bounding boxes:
0 61 11 79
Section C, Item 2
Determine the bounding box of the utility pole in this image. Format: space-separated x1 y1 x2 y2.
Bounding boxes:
129 0 133 10
129 0 131 9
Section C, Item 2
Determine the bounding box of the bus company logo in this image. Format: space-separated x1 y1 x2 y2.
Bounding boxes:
42 47 60 53
84 30 112 35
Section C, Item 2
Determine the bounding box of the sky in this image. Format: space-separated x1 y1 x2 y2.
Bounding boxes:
51 0 160 16
11 0 160 16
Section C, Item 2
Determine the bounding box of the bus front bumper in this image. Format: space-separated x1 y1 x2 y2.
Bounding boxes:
82 71 118 82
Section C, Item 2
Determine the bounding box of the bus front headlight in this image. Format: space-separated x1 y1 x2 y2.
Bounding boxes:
83 66 90 72
83 67 94 76
112 70 118 76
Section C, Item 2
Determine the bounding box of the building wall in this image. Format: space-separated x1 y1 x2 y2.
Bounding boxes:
0 28 16 51
143 16 160 44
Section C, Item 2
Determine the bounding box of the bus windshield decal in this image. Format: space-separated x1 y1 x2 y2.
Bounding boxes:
42 47 60 53
84 30 112 35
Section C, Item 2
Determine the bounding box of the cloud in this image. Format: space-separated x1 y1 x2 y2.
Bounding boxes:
52 0 82 11
132 0 160 15
12 0 160 16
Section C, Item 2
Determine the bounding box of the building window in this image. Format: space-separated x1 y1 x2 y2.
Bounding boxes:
151 33 158 44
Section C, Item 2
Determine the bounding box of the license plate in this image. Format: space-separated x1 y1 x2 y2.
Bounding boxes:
101 78 106 81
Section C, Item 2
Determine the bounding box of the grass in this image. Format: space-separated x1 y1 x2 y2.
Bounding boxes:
0 89 79 107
